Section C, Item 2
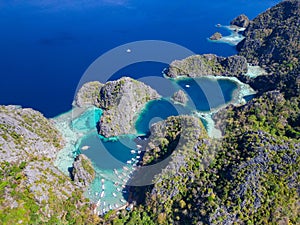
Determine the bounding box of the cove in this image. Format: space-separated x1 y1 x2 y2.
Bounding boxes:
135 77 238 135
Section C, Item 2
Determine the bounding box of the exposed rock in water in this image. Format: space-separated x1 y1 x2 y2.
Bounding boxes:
171 90 188 105
74 81 103 107
230 14 250 28
72 154 95 188
166 54 248 79
209 32 222 40
98 77 161 137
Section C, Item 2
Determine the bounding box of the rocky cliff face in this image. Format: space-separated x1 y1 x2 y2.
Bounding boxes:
74 81 103 108
230 14 250 28
72 154 95 188
0 105 63 163
166 54 248 79
237 0 300 74
98 77 160 137
0 106 95 223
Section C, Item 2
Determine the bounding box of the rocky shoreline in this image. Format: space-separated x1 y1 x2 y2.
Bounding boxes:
1 1 299 224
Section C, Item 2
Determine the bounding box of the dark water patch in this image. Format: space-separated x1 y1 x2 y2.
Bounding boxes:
135 99 182 135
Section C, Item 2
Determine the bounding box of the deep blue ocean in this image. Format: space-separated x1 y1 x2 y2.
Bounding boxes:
0 0 280 117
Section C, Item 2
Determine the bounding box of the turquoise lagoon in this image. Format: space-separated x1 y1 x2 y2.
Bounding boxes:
53 76 255 214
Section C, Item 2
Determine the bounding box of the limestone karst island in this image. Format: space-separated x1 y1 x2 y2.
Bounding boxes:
0 0 299 224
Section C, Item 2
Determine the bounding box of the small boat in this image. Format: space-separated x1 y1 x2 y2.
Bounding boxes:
115 203 119 208
117 187 121 192
96 199 101 206
126 48 131 53
123 166 128 171
185 84 190 88
122 190 127 194
136 156 140 159
101 191 105 198
120 199 126 203
101 179 105 183
109 204 112 210
95 192 98 196
114 182 119 186
81 145 90 151
133 163 137 167
136 144 142 149
114 169 118 175
138 150 141 154
122 185 126 188
130 150 136 154
102 184 105 190
103 201 106 206
126 160 132 164
112 192 117 197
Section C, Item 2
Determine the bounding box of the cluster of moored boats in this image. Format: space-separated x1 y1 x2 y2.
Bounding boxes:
91 144 144 215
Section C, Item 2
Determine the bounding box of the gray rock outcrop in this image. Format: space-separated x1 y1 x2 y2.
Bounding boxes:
0 105 63 163
209 32 222 40
171 90 188 105
98 77 161 137
74 81 103 107
166 54 248 78
72 154 95 188
230 14 250 28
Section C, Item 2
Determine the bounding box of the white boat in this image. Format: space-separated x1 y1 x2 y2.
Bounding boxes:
96 199 101 206
126 48 131 53
138 150 141 154
120 199 126 203
185 84 190 88
136 156 140 159
130 150 136 154
101 191 105 198
109 204 112 210
117 187 121 192
123 166 128 171
81 145 90 151
114 169 118 175
101 179 105 183
136 144 142 149
95 192 98 196
126 160 132 164
103 201 106 206
114 203 119 208
112 192 117 197
122 190 127 194
102 184 105 190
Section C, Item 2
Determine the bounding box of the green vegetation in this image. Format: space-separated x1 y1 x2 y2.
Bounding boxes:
0 161 98 225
